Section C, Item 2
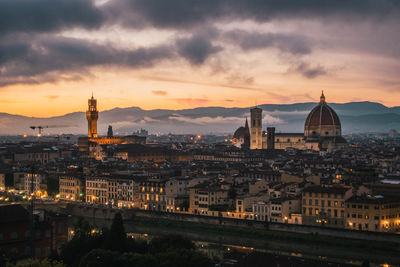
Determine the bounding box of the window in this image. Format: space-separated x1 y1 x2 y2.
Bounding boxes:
9 232 17 239
58 223 64 234
35 248 41 258
25 247 31 256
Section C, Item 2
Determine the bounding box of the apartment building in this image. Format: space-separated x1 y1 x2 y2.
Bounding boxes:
59 174 84 201
302 186 353 227
23 173 46 196
345 195 400 232
137 178 166 211
189 183 230 215
86 177 109 204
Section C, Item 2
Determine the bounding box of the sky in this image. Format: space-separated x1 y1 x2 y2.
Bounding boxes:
0 0 400 117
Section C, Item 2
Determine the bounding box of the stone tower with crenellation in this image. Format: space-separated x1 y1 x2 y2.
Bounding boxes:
86 94 98 138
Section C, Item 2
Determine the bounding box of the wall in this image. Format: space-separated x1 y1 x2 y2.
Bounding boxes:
64 204 400 244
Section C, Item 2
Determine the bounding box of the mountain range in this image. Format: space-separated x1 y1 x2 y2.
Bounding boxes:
1 101 400 136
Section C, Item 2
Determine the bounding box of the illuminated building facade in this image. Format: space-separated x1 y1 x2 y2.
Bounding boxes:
79 95 146 155
250 107 263 149
86 94 98 138
247 92 347 151
345 195 400 232
59 174 84 201
302 186 353 228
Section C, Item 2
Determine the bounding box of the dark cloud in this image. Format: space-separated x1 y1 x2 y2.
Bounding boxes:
289 61 327 79
0 0 103 34
0 35 174 86
176 34 222 64
113 0 400 29
224 30 312 55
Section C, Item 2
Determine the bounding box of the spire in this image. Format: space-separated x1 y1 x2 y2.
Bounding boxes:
91 91 94 99
320 90 325 104
244 117 250 134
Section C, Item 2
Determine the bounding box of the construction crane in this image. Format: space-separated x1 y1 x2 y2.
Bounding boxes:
29 125 73 137
30 126 48 137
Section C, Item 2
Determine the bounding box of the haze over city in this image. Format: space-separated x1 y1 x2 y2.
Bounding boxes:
0 0 399 117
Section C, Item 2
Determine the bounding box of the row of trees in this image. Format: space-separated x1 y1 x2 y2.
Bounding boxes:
60 213 216 267
2 213 216 267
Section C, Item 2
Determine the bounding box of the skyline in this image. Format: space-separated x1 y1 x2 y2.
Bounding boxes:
1 0 400 117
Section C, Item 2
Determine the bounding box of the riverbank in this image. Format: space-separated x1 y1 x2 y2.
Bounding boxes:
74 213 400 266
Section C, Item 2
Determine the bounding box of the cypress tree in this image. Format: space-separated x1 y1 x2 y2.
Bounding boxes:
104 212 126 252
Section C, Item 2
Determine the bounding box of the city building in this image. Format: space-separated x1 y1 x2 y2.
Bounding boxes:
250 107 263 150
0 205 68 259
232 118 250 149
302 186 353 227
78 94 146 155
138 178 166 211
249 92 347 151
85 177 109 205
345 195 400 232
59 173 84 201
189 183 230 215
23 173 47 197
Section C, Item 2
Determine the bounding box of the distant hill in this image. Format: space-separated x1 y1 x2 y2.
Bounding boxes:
0 101 399 135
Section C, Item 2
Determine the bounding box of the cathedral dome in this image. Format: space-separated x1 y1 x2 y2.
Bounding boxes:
304 92 342 137
233 127 246 140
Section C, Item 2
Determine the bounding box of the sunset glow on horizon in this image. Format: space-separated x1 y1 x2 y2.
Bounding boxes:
1 0 399 117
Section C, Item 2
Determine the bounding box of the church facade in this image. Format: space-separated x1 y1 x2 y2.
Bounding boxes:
246 92 347 151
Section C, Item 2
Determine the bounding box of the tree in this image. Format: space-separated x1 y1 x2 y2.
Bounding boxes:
12 258 65 267
104 212 127 252
149 235 195 254
118 253 159 267
60 218 104 267
78 249 119 267
157 249 214 267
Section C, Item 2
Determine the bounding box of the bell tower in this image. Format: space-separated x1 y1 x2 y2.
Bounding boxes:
86 93 98 138
250 107 263 149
